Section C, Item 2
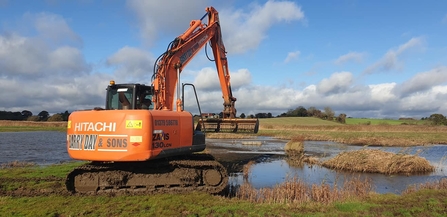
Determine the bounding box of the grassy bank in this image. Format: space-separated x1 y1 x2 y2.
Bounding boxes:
0 120 66 132
1 162 447 216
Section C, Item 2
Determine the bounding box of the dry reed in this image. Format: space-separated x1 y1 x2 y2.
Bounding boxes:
1 161 36 169
235 176 372 204
0 120 66 127
402 178 447 194
242 161 255 180
322 149 435 174
284 137 304 157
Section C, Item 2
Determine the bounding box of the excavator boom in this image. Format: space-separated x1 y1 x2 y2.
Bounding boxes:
152 7 258 133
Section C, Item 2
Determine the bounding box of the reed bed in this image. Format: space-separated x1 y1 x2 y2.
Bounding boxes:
402 178 447 195
235 176 372 204
322 149 434 174
284 137 304 157
0 161 36 169
0 120 66 127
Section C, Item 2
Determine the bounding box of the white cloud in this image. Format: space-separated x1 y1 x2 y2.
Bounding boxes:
284 51 300 63
334 51 365 65
126 0 208 46
393 66 447 97
0 13 89 78
220 1 305 53
193 67 251 91
317 72 353 94
31 12 82 44
106 46 155 83
364 37 424 74
127 0 305 53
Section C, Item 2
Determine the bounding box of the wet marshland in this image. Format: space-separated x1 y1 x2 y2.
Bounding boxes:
1 131 446 194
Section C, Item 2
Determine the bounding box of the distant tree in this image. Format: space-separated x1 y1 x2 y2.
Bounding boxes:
27 116 40 121
277 113 286 117
296 106 308 117
21 110 33 119
324 107 335 120
248 114 254 118
307 106 322 117
267 112 273 118
62 111 70 121
336 113 347 124
240 113 246 119
255 113 268 118
48 114 64 122
286 109 297 117
38 111 49 121
307 107 316 117
428 114 447 125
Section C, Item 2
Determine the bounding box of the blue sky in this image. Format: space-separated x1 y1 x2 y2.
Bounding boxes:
1 0 446 118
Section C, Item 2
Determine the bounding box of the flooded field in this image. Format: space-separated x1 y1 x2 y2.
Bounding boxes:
1 132 446 194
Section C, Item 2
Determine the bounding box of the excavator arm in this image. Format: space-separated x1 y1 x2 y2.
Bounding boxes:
152 7 236 118
152 7 258 133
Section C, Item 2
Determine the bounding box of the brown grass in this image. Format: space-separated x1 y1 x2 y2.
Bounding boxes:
1 161 36 169
243 161 255 180
402 178 447 194
322 149 435 174
235 176 372 204
0 120 66 127
284 137 304 157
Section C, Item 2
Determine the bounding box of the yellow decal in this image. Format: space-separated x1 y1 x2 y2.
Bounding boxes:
130 136 142 143
126 120 142 129
67 120 71 129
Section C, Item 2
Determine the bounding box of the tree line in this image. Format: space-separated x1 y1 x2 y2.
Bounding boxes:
3 108 447 126
0 110 70 121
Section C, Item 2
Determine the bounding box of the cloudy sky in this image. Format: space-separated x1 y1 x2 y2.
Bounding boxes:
1 0 446 118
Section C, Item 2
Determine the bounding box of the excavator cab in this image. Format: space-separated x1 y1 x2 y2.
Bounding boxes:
106 80 154 110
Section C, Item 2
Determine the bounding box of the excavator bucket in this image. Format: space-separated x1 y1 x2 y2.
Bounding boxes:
196 118 259 133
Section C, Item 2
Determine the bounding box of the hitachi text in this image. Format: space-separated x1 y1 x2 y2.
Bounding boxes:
74 122 116 132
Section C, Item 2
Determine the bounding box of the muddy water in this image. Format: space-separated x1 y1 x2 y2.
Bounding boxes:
1 132 446 194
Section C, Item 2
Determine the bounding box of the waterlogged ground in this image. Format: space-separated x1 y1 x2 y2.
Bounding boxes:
1 132 446 194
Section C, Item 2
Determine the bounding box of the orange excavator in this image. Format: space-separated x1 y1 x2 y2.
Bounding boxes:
65 7 258 194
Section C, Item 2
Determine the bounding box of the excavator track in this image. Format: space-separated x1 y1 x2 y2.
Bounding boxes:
65 154 228 195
